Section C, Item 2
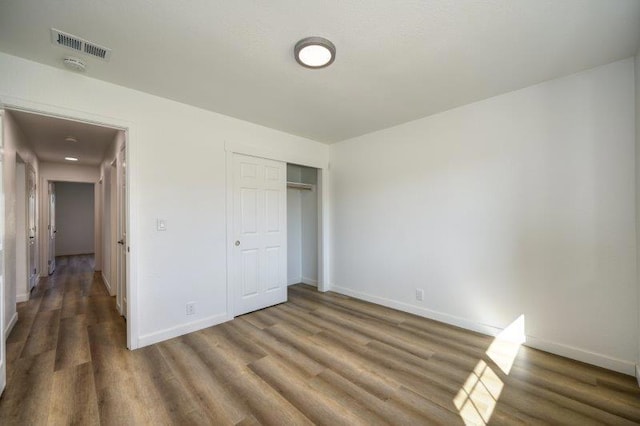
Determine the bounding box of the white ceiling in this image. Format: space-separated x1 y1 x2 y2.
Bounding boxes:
0 0 639 143
9 110 119 166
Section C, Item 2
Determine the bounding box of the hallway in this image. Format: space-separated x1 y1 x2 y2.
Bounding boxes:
0 255 124 424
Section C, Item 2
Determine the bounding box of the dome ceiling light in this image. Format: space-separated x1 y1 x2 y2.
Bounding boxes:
294 37 336 69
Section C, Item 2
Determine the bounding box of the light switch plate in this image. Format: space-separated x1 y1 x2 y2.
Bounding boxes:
157 219 167 231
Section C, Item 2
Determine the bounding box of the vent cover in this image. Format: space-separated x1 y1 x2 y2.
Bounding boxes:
50 28 111 61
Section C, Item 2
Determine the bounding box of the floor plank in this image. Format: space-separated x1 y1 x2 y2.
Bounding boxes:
47 362 100 425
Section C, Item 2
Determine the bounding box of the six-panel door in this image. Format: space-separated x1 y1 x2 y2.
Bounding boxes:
232 154 287 316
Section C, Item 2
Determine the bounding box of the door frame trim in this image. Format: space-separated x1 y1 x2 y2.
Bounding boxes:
225 141 330 319
0 95 139 350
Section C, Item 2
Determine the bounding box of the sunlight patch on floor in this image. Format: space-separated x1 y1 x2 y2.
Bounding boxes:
453 315 525 425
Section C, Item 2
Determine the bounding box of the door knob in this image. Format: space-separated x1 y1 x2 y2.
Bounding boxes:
235 240 240 246
118 240 125 245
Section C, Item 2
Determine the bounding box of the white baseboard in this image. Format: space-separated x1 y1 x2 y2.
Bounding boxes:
101 272 113 296
524 335 635 376
302 277 318 286
330 285 635 376
4 312 18 338
330 285 503 336
288 276 302 286
137 313 230 348
16 293 29 303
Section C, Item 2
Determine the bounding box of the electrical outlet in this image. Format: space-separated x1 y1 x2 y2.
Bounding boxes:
415 288 424 302
186 302 196 316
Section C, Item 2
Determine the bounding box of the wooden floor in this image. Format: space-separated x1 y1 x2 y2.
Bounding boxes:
1 255 639 425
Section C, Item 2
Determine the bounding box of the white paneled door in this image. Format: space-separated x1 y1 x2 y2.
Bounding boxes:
48 182 56 275
232 154 287 316
117 144 127 318
28 166 37 289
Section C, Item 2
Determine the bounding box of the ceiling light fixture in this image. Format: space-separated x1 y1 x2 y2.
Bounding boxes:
63 57 86 72
294 37 336 69
65 136 77 143
65 157 78 161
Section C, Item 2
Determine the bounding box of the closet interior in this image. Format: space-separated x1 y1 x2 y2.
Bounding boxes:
286 163 318 287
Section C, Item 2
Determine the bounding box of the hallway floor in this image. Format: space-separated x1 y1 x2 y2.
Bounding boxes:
1 255 640 425
0 255 124 424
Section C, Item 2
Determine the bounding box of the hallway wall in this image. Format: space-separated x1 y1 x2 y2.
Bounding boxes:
55 182 95 256
2 110 39 336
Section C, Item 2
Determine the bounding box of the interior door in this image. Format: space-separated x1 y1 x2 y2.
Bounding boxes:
116 144 127 318
48 182 56 275
232 153 287 316
27 166 37 289
0 110 6 394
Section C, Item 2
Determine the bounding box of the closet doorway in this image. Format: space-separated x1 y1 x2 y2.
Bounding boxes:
286 164 318 287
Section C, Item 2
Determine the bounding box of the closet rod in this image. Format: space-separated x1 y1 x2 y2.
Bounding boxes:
287 182 313 190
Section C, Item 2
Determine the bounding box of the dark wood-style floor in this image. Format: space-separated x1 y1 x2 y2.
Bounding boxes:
1 255 639 425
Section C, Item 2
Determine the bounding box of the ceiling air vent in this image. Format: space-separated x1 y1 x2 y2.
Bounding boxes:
84 42 109 60
50 28 112 61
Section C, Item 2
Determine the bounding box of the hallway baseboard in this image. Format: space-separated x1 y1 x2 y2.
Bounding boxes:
4 312 18 337
302 277 317 286
101 272 112 296
16 293 29 303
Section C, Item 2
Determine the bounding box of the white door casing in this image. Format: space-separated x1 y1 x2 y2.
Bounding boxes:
232 154 287 316
0 110 6 394
47 182 55 275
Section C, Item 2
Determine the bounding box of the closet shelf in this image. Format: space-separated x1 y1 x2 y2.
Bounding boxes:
287 182 314 190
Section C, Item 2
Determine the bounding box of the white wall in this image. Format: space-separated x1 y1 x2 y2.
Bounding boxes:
15 162 27 302
2 111 39 336
0 52 330 347
287 188 302 284
330 58 637 375
286 164 318 286
38 162 99 276
55 182 95 256
301 168 318 285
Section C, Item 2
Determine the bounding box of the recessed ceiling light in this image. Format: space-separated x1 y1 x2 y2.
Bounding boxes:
294 37 336 69
65 136 77 143
65 157 78 161
63 57 86 72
